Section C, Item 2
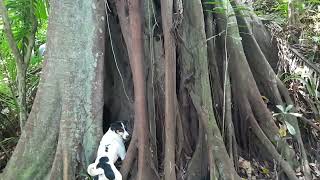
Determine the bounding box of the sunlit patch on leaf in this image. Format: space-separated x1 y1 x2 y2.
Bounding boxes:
279 127 287 137
261 167 269 174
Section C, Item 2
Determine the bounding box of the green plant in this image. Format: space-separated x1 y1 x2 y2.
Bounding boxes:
273 104 302 135
283 73 319 98
0 0 48 127
0 0 48 169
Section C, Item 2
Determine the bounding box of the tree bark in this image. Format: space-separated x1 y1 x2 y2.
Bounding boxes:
1 0 105 179
128 0 155 179
161 0 177 179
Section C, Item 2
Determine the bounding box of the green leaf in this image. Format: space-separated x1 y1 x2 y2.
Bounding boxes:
288 113 303 117
276 105 285 112
35 0 48 20
284 121 296 135
285 104 293 112
283 73 303 83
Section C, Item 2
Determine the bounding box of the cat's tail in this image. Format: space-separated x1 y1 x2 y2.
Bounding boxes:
87 163 104 176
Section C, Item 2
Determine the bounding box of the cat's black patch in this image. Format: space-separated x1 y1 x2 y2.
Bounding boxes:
96 156 115 180
105 144 110 152
110 122 125 132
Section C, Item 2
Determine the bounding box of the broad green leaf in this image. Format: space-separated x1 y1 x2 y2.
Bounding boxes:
285 104 294 112
284 121 296 135
276 105 285 112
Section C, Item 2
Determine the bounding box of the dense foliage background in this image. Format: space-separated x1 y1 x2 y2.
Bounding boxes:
0 0 48 170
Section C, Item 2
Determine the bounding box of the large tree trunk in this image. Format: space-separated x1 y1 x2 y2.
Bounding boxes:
1 0 105 179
